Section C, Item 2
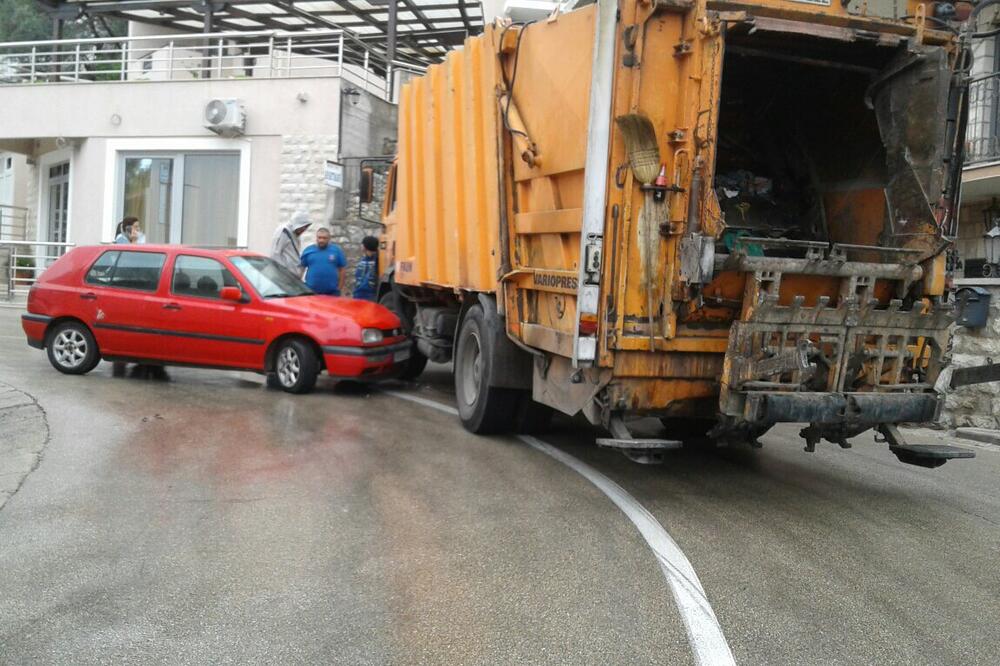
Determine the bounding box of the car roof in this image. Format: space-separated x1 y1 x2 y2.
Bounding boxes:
82 244 263 259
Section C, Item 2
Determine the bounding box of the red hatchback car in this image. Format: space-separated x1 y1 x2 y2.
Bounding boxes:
21 245 409 393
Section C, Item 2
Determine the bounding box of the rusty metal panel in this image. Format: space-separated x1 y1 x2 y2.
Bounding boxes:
392 29 504 292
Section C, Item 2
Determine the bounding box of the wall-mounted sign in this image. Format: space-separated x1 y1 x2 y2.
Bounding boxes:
324 160 344 189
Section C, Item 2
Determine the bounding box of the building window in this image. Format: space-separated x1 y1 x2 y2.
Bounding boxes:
120 152 240 246
46 161 70 244
968 35 1000 164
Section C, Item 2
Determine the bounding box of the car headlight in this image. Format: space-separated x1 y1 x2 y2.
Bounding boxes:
362 328 383 344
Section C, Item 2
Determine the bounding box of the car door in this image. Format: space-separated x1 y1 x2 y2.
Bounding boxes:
155 254 266 369
82 249 169 358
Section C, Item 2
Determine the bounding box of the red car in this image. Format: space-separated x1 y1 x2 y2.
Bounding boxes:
21 245 409 393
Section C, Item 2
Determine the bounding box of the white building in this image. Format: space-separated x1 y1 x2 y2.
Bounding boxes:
0 151 29 239
0 23 400 256
0 0 481 298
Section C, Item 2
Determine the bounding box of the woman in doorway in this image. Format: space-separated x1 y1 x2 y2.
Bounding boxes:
114 217 146 244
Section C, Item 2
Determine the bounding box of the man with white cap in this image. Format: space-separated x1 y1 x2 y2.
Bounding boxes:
270 211 312 278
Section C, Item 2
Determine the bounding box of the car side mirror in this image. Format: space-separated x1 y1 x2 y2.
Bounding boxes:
359 167 374 204
220 286 244 302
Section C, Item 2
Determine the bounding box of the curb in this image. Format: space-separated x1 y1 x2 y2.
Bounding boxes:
955 427 1000 447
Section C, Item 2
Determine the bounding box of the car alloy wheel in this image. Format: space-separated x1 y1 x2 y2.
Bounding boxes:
277 346 301 387
53 328 89 370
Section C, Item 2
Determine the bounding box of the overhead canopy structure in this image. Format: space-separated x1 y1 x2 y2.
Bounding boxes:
35 0 485 65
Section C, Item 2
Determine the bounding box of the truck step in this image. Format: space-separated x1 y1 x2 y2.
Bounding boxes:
596 437 683 465
889 444 976 469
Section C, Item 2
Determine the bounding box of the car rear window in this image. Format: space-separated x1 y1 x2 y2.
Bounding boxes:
85 250 166 292
85 251 119 286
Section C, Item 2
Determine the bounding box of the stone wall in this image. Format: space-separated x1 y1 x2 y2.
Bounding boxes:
328 85 397 297
942 284 1000 428
278 133 339 234
330 168 388 297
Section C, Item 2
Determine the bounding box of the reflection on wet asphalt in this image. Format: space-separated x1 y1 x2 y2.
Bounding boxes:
1 309 999 665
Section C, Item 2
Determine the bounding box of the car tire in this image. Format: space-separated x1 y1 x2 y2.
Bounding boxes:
379 291 428 380
454 305 519 434
265 372 282 389
46 321 100 375
273 338 319 394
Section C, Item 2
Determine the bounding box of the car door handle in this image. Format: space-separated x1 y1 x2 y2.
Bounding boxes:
80 292 97 301
162 303 182 311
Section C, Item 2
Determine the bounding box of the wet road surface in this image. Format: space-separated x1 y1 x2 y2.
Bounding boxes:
1 308 998 664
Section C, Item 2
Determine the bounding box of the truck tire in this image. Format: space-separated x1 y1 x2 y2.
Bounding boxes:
379 291 428 380
454 305 519 434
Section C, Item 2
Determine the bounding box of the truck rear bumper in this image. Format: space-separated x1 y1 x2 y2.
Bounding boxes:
743 391 941 425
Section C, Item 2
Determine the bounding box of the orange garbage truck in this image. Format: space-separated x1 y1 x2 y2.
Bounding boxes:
377 0 982 466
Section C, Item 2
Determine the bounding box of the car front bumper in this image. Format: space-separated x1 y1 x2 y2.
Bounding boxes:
321 338 412 379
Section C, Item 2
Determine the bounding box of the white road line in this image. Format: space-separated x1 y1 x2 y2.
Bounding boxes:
384 389 736 666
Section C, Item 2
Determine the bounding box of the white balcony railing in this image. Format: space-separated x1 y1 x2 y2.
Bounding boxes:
0 29 424 101
966 71 1000 166
1 241 74 301
0 205 28 242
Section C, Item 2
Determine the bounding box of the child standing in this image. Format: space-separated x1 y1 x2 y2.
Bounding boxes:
352 236 379 301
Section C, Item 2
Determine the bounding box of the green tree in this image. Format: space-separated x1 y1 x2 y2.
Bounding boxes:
0 0 51 42
0 0 125 43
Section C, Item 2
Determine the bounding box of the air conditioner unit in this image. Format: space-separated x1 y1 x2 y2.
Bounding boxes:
204 98 246 137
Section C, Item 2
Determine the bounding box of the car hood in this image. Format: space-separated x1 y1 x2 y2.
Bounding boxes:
273 295 399 329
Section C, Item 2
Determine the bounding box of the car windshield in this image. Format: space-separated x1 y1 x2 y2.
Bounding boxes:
230 256 314 299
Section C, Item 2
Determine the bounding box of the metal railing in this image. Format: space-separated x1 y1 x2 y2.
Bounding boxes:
1 241 74 301
0 205 28 241
0 29 424 101
967 71 1000 165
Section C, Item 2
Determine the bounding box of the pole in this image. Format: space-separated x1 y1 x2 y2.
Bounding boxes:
387 0 397 100
203 3 214 79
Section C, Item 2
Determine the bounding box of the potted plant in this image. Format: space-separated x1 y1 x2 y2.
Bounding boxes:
14 256 36 286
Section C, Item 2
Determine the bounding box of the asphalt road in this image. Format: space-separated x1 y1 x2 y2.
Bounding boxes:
1 307 998 665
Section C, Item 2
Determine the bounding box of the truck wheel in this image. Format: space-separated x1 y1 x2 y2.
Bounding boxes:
273 339 319 394
46 321 101 375
454 305 519 434
379 291 428 380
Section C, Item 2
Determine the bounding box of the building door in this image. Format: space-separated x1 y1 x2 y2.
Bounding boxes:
0 155 14 206
46 162 70 245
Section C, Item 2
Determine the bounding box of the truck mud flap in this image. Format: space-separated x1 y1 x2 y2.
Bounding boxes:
745 392 940 425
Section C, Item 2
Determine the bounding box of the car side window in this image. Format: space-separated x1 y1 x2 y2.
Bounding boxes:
171 255 241 300
109 252 166 291
85 251 120 286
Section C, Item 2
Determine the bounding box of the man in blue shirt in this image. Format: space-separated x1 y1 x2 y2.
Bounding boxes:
300 227 346 295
